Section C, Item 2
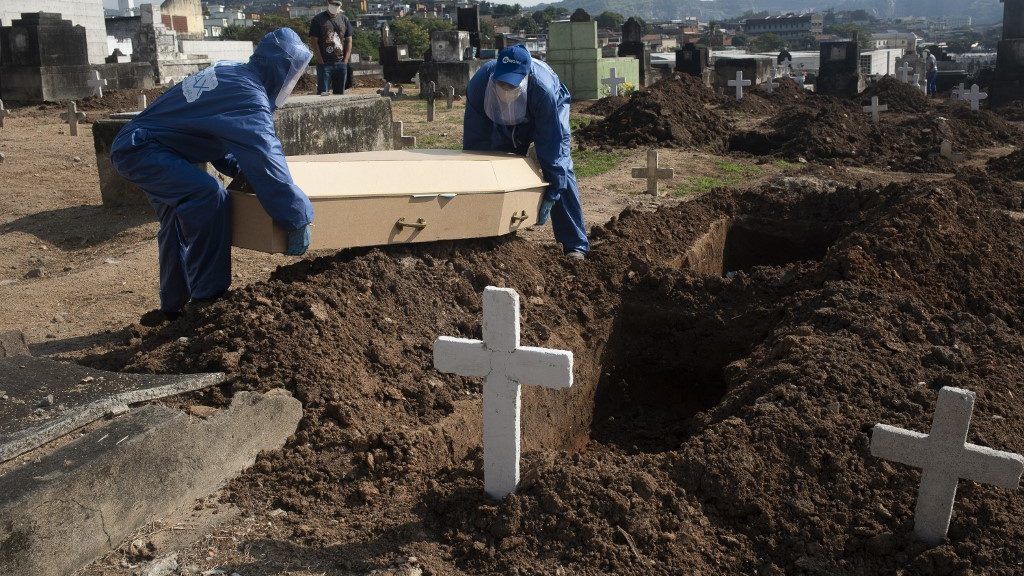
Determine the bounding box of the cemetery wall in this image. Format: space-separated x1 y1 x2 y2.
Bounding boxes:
0 0 107 65
179 40 254 63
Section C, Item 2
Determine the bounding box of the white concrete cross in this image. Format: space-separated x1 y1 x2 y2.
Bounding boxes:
728 70 752 101
780 58 792 76
631 149 674 196
898 61 914 84
918 76 928 94
445 85 455 110
601 67 626 97
951 83 966 101
60 101 87 137
87 70 108 98
138 94 148 109
863 96 888 124
392 120 416 149
965 84 987 112
912 73 921 91
0 99 9 129
795 69 807 88
426 80 436 122
871 386 1024 546
765 69 779 95
433 286 573 500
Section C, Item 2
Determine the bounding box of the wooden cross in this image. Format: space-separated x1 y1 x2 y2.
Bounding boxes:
60 101 87 137
87 70 108 98
434 287 573 500
863 96 888 124
871 387 1023 545
728 70 751 101
631 149 674 196
426 80 436 122
445 85 455 110
601 67 626 97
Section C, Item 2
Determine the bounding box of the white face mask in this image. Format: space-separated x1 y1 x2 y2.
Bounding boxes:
484 75 529 126
327 4 341 15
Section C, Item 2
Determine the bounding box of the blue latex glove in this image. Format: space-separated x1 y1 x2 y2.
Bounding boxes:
536 198 556 226
286 225 311 256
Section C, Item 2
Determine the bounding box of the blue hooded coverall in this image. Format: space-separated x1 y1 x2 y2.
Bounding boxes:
112 29 313 314
464 60 590 255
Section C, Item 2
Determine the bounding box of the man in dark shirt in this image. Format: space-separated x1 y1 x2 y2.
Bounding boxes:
308 0 353 95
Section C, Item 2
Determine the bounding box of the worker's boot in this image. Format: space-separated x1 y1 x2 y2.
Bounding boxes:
138 309 181 328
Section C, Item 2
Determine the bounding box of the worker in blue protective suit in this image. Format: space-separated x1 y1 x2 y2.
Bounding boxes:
464 44 589 259
112 28 315 326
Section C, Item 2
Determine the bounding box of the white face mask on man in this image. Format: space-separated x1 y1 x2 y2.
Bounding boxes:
327 3 342 15
484 75 529 126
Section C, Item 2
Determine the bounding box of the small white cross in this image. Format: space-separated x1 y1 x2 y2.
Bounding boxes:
0 99 10 129
87 70 108 98
764 69 779 95
392 120 416 149
601 67 626 97
951 83 966 101
727 70 751 101
60 101 87 137
795 69 806 88
965 84 987 112
434 287 573 500
871 386 1023 546
897 61 914 84
863 96 888 124
912 73 921 90
631 149 674 196
780 58 792 76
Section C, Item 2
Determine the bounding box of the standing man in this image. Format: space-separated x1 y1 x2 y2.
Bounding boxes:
309 0 353 96
925 48 938 97
463 45 589 259
111 29 314 326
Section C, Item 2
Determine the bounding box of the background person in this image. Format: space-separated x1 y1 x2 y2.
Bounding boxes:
309 0 353 95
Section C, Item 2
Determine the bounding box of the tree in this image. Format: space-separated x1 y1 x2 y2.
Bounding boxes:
512 15 541 34
702 21 724 47
480 19 496 48
731 33 747 47
391 18 430 58
352 28 379 61
492 3 523 18
596 11 625 30
824 24 872 50
749 33 784 53
218 15 311 44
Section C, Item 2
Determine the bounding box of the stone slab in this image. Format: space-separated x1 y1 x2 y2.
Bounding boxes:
0 356 226 463
0 390 302 576
0 331 29 358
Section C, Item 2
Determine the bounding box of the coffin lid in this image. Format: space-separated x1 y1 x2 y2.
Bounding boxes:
285 149 549 199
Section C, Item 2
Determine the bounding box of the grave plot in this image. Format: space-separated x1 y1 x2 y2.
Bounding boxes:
83 170 1024 574
858 75 931 113
987 148 1024 180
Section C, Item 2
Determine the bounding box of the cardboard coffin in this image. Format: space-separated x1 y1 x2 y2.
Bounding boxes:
230 149 548 254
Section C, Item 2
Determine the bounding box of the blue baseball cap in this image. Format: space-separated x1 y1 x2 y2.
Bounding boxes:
493 45 532 86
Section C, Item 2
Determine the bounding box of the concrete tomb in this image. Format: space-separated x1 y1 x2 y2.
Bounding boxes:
92 94 396 207
433 286 573 499
631 149 674 196
0 13 96 102
229 149 548 254
675 42 709 78
380 23 422 85
457 5 482 57
60 101 86 137
419 30 483 98
816 39 865 97
992 0 1024 105
863 96 888 123
871 386 1024 545
546 15 639 100
714 57 771 95
728 70 752 101
617 17 652 87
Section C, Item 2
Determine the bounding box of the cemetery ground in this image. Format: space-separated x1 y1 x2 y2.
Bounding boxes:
1 77 1024 576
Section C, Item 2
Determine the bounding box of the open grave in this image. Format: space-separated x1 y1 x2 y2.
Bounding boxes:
78 168 1024 574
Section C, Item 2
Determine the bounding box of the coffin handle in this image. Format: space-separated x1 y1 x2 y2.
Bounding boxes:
396 217 428 231
510 211 529 226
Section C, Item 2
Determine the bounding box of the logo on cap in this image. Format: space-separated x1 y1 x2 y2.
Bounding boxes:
502 56 522 65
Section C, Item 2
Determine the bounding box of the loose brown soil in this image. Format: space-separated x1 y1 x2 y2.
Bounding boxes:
578 73 732 151
85 168 1024 575
987 148 1024 180
859 76 931 113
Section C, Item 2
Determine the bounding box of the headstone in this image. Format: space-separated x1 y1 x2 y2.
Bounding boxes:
433 287 573 499
871 386 1024 545
764 70 779 95
138 94 148 109
430 30 471 63
0 331 29 358
377 81 396 99
418 30 482 97
87 70 108 98
863 95 888 123
728 70 751 101
0 13 96 102
991 0 1024 105
445 85 455 110
392 121 416 149
617 17 652 87
898 61 914 84
601 67 626 97
379 23 421 85
60 102 86 137
426 81 436 121
457 5 482 57
940 140 964 162
0 100 9 129
816 39 865 97
965 83 988 111
951 82 966 100
714 57 771 94
675 43 708 78
631 149 674 196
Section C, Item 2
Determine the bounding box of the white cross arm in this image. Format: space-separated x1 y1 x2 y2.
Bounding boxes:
958 444 1024 489
631 168 674 179
871 424 930 467
433 336 490 377
507 346 573 388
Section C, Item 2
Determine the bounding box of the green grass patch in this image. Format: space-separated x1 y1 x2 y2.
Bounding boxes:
675 176 728 197
573 148 623 178
416 133 462 149
674 160 763 197
569 115 594 133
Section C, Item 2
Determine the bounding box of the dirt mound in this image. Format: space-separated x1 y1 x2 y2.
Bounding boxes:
993 101 1024 121
859 76 931 113
578 73 732 151
988 148 1024 180
730 95 1023 171
720 77 808 115
576 94 629 117
86 170 1024 575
